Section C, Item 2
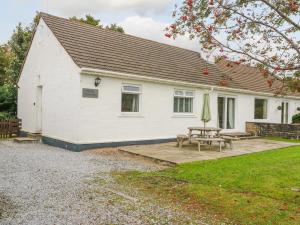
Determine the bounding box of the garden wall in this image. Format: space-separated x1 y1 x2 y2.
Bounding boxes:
246 122 300 136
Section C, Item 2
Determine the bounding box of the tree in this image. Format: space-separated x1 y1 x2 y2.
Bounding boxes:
0 84 16 115
286 71 300 92
70 15 101 27
166 0 300 93
6 24 33 85
0 13 39 118
0 45 11 85
0 22 35 117
106 23 125 33
70 15 125 33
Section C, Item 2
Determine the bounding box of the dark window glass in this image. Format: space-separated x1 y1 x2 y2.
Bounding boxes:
218 97 225 128
254 99 267 119
227 98 235 129
121 93 139 112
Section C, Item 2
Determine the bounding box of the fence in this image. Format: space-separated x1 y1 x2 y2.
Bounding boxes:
0 119 21 138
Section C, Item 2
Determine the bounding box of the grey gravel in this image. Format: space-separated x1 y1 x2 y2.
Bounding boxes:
0 141 209 225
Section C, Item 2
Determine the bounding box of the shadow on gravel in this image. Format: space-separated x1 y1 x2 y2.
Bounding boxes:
0 193 17 220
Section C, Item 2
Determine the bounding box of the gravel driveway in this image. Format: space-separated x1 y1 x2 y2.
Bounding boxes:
0 141 206 225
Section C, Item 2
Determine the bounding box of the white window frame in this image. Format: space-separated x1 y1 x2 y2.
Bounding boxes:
120 84 142 115
173 89 194 114
254 98 268 120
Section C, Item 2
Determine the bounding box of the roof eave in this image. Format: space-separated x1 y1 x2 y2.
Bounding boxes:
80 68 300 100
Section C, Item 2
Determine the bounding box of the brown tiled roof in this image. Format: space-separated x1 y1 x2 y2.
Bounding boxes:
217 59 286 94
40 13 298 96
40 13 238 88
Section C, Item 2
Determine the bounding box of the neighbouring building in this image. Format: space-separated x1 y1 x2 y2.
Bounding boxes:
17 13 300 151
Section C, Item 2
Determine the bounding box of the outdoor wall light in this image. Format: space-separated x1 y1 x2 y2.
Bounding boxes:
277 106 282 110
94 77 101 87
297 107 300 111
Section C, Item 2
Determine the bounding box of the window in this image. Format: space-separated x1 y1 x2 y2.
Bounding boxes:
121 84 141 112
254 99 268 119
218 97 235 129
173 90 194 113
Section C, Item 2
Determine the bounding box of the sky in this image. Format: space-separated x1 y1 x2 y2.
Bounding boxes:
0 0 201 52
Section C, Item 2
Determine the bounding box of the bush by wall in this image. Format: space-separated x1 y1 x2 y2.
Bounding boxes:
292 113 300 124
0 112 14 120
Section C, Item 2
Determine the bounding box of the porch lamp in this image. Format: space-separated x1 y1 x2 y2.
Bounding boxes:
297 107 300 111
94 77 101 87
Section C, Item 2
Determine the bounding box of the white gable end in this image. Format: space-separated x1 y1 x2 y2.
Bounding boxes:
18 18 81 142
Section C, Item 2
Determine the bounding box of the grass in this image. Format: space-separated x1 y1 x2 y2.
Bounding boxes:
116 146 300 224
264 136 300 143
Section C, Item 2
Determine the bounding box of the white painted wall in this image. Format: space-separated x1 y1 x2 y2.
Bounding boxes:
78 74 300 144
18 18 300 145
79 75 209 143
215 91 299 132
18 19 81 142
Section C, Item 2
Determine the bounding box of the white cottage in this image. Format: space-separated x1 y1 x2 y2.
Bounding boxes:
18 13 300 151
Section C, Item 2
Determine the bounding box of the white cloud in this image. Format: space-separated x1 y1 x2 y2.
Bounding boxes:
44 0 173 16
119 16 201 53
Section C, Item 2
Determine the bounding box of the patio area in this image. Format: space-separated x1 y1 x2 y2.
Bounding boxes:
119 138 298 164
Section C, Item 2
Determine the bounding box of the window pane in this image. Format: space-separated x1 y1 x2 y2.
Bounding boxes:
285 103 288 123
254 99 267 119
185 98 192 112
218 97 225 129
121 93 139 112
227 98 235 129
281 102 285 124
185 91 194 97
123 85 140 93
174 98 179 112
175 90 184 96
179 98 184 112
174 98 178 112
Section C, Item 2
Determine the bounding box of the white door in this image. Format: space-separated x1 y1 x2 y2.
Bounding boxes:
36 86 43 133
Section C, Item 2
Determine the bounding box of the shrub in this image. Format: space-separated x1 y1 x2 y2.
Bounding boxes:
292 113 300 123
0 85 17 115
0 112 13 120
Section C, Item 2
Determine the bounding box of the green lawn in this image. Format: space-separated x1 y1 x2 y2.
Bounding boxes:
264 136 300 143
117 146 300 224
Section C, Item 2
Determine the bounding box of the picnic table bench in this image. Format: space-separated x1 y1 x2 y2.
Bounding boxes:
195 137 225 152
286 132 300 139
188 127 221 143
221 136 240 149
272 131 300 139
176 134 189 148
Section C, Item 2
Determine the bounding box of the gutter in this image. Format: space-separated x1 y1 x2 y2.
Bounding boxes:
80 68 300 100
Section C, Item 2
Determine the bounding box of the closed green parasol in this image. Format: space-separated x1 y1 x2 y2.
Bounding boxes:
201 93 211 127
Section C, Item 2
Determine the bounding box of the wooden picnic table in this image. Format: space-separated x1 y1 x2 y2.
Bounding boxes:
188 127 222 143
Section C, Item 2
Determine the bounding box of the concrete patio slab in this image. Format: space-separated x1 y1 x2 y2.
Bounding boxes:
119 139 299 164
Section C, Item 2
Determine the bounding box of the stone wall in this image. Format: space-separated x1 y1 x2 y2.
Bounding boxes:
246 122 300 136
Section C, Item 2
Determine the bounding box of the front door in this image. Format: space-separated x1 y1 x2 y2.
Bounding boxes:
281 102 289 124
36 86 43 133
218 96 235 129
